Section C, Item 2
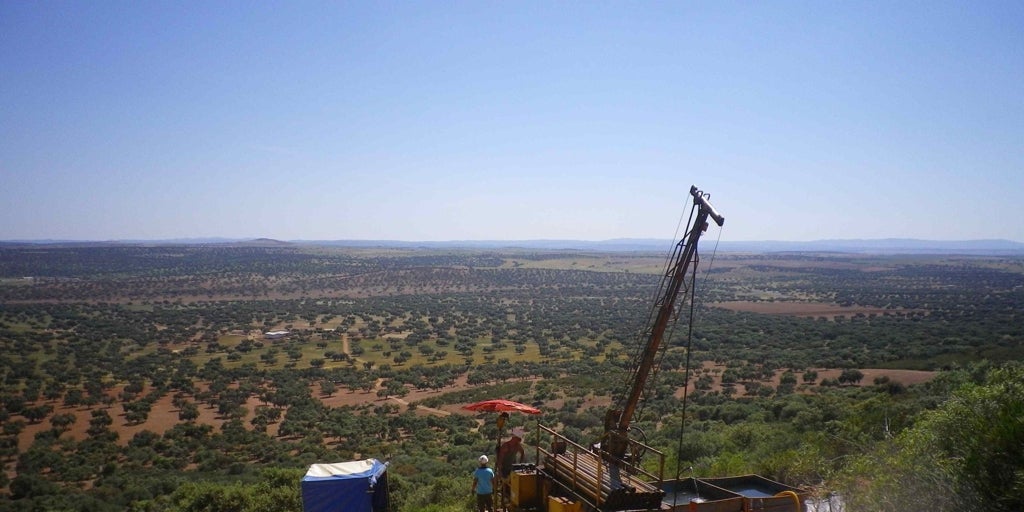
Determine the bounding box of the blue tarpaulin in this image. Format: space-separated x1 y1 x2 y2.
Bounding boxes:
302 459 389 512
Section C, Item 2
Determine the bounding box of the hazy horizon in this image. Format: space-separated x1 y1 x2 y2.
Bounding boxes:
4 235 1023 246
3 2 1022 243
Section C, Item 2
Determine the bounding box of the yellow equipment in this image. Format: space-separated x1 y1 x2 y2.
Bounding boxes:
510 469 540 507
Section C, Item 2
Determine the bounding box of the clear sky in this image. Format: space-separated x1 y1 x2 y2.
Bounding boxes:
2 1 1022 242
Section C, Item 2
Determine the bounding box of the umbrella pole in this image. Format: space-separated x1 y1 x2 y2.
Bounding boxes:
496 412 507 512
496 411 507 458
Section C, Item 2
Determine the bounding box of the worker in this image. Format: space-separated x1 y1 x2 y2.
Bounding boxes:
472 455 495 512
497 427 526 498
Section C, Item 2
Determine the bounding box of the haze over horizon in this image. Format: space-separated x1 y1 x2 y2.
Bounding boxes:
3 2 1022 243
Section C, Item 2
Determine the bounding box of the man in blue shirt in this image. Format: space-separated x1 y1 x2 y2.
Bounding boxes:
473 455 495 512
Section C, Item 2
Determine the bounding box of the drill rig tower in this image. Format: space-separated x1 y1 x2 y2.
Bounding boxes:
601 185 724 463
539 185 724 511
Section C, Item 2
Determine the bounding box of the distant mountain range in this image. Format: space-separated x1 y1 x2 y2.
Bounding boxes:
2 237 1023 255
302 238 1024 254
717 238 1024 254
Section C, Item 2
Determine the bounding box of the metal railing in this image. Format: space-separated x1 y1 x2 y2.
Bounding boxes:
535 424 665 510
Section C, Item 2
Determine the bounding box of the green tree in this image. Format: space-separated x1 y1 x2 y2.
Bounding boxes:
163 468 303 511
63 388 85 408
179 401 200 422
22 404 53 423
320 380 337 397
401 474 472 512
3 394 26 415
9 473 60 500
49 412 77 433
839 368 864 386
3 419 26 436
87 408 113 436
839 363 1024 512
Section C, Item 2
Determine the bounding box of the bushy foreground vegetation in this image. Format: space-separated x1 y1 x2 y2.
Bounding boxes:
0 246 1021 511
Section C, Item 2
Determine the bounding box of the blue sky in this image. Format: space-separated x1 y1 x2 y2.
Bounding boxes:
2 1 1022 242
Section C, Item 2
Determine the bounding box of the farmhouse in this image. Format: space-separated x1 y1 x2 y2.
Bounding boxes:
263 330 290 340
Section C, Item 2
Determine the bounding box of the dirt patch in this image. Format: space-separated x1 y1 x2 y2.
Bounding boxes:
316 388 381 408
674 363 937 397
815 368 936 387
311 374 478 414
15 387 279 453
11 372 618 456
16 365 936 456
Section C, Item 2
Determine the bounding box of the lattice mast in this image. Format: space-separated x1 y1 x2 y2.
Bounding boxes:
601 185 724 462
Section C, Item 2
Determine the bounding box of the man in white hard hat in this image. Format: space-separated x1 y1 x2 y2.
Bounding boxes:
472 454 495 512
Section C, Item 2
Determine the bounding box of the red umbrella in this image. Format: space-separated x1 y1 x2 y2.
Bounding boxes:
462 399 541 415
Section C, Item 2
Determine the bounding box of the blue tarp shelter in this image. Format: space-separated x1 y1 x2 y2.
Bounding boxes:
302 459 390 512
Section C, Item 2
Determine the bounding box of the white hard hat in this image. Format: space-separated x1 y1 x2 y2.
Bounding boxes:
478 455 489 464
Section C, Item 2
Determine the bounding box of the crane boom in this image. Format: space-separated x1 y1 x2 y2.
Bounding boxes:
602 185 724 461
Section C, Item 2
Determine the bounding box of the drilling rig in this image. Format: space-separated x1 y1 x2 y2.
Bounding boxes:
532 185 724 511
600 185 724 466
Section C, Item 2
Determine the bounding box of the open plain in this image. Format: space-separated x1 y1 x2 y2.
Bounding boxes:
1 245 1021 509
